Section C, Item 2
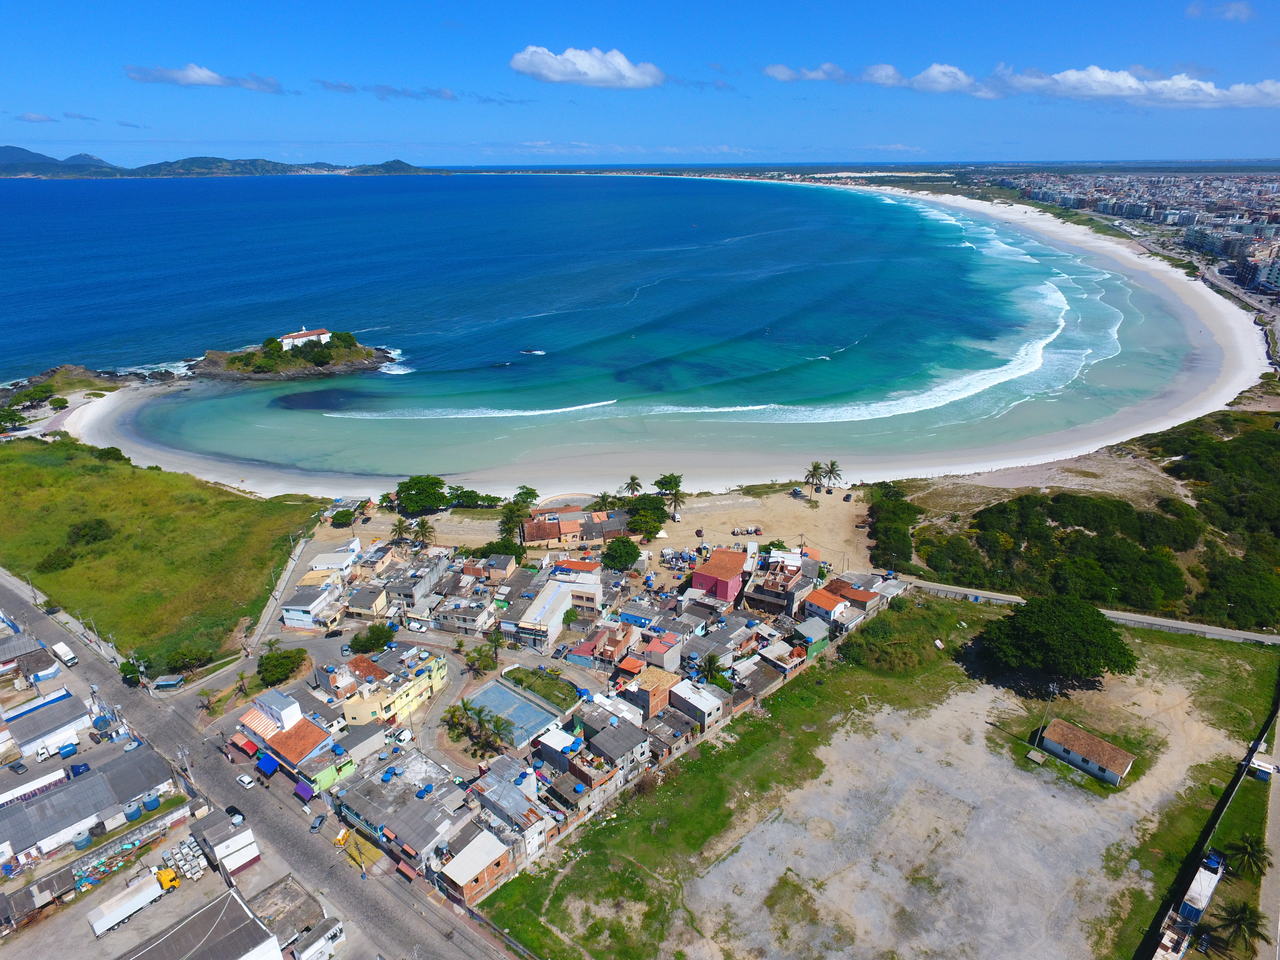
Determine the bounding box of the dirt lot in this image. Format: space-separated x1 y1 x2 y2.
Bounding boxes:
659 490 870 571
667 676 1233 960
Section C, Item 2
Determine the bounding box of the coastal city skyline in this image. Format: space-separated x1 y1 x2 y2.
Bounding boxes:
6 0 1280 166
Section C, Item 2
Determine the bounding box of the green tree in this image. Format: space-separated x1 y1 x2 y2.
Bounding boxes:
120 661 141 687
668 488 688 515
804 461 825 499
396 475 450 514
824 460 842 486
562 607 580 628
474 537 527 563
622 475 643 496
264 637 281 653
49 396 69 411
465 646 498 677
236 671 249 695
1225 833 1274 878
257 648 306 686
761 539 789 553
330 331 357 349
1212 900 1272 956
654 473 684 506
499 501 529 540
330 509 355 528
391 517 410 543
197 687 217 711
0 407 24 430
262 337 284 354
626 494 669 539
977 596 1137 682
602 536 641 571
700 652 731 691
512 485 539 506
350 622 394 654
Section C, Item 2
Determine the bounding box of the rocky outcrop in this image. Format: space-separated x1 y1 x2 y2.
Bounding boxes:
189 347 394 381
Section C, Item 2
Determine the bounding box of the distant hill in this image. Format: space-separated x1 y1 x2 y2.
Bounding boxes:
0 145 439 179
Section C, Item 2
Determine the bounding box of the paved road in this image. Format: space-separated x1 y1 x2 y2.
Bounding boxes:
0 576 511 960
909 578 1280 645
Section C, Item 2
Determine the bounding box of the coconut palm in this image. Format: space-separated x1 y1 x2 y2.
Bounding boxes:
235 670 249 696
197 688 217 712
623 475 643 497
804 461 825 499
391 517 410 543
825 460 843 487
412 516 435 547
265 637 281 653
1213 900 1272 956
590 491 617 511
1225 833 1274 878
668 488 688 515
700 653 724 682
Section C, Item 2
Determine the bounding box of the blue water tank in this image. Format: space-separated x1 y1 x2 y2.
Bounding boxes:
577 687 590 698
392 746 401 754
142 791 160 811
123 802 142 821
533 759 544 769
414 668 425 676
332 744 345 755
381 771 393 783
573 783 585 794
609 716 619 727
416 788 428 799
561 746 571 754
92 716 111 732
72 831 92 850
424 783 434 794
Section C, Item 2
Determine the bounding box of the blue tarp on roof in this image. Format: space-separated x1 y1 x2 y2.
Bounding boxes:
255 753 280 776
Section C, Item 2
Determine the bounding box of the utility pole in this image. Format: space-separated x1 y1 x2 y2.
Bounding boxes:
1037 682 1059 748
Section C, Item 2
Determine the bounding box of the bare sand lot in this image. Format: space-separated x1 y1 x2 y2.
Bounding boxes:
668 677 1232 960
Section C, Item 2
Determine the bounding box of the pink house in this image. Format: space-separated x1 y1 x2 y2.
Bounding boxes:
692 550 748 603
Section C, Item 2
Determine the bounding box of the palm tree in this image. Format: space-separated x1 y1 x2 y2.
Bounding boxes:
590 491 616 511
700 653 724 683
412 516 435 547
486 629 504 658
825 459 843 487
235 670 249 696
1225 833 1274 878
622 475 643 497
804 461 825 499
197 688 217 712
487 715 516 750
668 488 688 515
1213 900 1272 956
264 637 281 654
391 517 410 543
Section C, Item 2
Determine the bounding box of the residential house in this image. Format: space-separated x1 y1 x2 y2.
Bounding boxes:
521 515 582 548
237 690 335 779
669 679 730 732
643 709 697 761
691 550 749 604
641 633 683 672
793 616 832 659
1040 719 1137 786
355 543 397 579
593 622 640 665
437 824 515 907
620 667 682 720
743 555 817 616
802 587 850 624
281 584 343 630
472 756 550 861
321 652 448 726
346 585 390 622
584 717 650 782
827 577 887 614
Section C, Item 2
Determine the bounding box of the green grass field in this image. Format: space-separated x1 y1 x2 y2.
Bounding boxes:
0 437 321 671
504 666 581 712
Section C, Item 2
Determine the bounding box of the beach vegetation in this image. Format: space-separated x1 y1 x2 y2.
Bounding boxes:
975 596 1137 684
866 481 924 571
256 648 306 687
498 501 529 540
622 475 643 496
7 383 55 408
49 396 68 411
395 474 450 514
220 330 370 373
0 407 24 429
0 437 320 673
330 508 355 528
653 473 685 514
447 485 503 508
602 536 641 571
411 516 435 546
513 484 539 506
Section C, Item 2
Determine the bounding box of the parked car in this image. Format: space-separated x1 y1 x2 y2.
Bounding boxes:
551 644 569 660
310 814 327 833
826 487 834 494
88 731 102 744
340 644 352 657
324 628 343 639
672 513 682 522
843 493 853 502
7 761 28 775
360 515 371 524
43 605 61 616
237 774 256 790
224 805 245 825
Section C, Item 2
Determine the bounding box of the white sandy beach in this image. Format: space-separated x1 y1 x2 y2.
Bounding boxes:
62 179 1272 500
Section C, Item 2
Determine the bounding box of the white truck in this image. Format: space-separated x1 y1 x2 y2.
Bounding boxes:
86 868 180 937
50 641 77 667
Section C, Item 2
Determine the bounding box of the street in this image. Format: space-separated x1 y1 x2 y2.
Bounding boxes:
0 574 513 960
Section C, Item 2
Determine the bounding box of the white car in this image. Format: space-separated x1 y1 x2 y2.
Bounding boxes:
237 774 256 789
672 513 682 522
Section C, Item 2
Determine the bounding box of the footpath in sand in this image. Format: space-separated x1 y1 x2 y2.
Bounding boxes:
667 677 1232 960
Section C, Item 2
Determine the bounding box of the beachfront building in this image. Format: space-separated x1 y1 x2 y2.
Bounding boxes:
279 328 332 350
691 550 749 604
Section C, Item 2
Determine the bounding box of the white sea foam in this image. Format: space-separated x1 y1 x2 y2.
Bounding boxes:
324 399 618 420
115 358 198 377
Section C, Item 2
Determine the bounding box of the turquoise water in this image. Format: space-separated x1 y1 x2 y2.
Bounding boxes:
0 174 1196 480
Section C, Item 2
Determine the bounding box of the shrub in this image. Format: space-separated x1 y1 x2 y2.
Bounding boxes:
350 623 395 654
330 509 355 528
257 648 306 686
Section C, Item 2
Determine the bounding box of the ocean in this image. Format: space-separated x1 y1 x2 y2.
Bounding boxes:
0 174 1199 484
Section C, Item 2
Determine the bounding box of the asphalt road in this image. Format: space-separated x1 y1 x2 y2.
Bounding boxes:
0 576 512 960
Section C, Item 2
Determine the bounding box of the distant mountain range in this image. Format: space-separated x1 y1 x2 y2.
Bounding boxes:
0 146 435 179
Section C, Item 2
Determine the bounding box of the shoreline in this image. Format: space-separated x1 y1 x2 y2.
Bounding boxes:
60 175 1271 499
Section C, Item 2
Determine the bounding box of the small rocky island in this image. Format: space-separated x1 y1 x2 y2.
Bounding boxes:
190 328 394 381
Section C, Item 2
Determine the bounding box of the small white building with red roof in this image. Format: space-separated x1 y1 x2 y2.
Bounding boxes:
279 328 332 350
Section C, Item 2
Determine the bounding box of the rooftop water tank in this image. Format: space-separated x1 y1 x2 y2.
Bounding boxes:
416 788 428 799
92 716 111 731
123 802 142 822
72 831 92 850
381 771 393 783
573 783 585 794
142 791 160 811
609 716 619 726
424 783 434 794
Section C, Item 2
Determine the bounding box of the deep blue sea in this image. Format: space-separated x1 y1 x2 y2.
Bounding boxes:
0 174 1200 486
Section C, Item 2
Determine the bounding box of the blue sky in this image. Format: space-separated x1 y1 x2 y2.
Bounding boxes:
5 0 1280 165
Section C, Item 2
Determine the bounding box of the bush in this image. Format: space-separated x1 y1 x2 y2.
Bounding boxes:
66 517 114 546
473 538 527 564
91 446 130 463
350 623 394 654
49 397 69 411
330 509 355 528
978 596 1136 681
257 648 306 686
36 546 76 573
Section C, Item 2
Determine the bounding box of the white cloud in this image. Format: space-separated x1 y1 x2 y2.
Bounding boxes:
125 62 282 94
509 46 664 89
763 62 846 82
1188 1 1254 18
860 61 991 96
16 113 56 123
995 64 1280 107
